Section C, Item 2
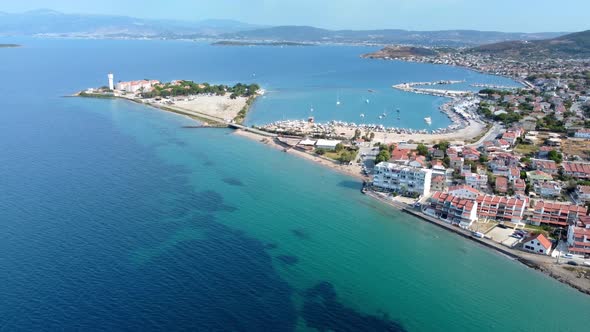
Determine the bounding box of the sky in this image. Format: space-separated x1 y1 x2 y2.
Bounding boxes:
2 0 589 32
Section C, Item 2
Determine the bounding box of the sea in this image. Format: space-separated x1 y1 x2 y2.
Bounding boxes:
0 37 589 331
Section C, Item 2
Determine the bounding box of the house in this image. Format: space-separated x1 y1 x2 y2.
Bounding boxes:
449 156 464 171
447 185 481 200
390 148 412 163
567 216 590 256
462 147 481 161
526 170 553 182
431 149 445 160
513 179 526 194
465 172 488 191
573 185 590 204
530 201 587 227
495 177 508 194
531 159 558 175
430 175 446 192
476 195 528 223
537 146 555 159
116 79 160 93
522 233 552 255
315 139 341 150
426 192 478 228
562 162 590 179
509 167 521 182
372 162 433 197
532 181 562 198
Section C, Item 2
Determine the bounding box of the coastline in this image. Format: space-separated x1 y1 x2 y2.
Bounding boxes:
76 91 590 296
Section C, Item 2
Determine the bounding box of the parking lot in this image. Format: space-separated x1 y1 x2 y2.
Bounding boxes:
486 226 524 248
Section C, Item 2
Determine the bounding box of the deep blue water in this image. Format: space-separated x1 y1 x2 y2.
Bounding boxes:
1 38 590 331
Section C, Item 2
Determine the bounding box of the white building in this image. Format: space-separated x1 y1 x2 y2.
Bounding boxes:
447 185 481 200
465 172 488 191
522 233 552 255
372 162 432 197
116 79 160 93
533 181 562 198
574 185 590 205
108 73 114 90
315 139 341 150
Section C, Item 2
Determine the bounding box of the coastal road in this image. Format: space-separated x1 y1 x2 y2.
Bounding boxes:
466 122 504 148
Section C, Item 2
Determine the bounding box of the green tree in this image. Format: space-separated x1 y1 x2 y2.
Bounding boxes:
338 151 354 164
548 150 563 163
416 143 428 156
335 143 344 152
315 148 326 156
375 150 391 164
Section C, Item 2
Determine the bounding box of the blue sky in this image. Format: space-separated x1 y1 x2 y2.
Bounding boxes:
2 0 589 32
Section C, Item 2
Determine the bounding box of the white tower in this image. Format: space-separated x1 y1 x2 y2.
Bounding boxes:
108 73 114 90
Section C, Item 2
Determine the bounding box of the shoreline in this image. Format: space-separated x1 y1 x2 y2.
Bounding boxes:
366 191 590 296
76 92 590 296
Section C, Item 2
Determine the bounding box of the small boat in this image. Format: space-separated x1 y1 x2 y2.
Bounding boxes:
368 89 375 93
396 108 400 113
360 113 365 118
382 112 387 117
378 115 383 119
397 116 401 120
365 99 370 104
424 116 432 125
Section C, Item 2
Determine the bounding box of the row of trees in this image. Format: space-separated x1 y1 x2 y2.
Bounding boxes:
141 81 260 99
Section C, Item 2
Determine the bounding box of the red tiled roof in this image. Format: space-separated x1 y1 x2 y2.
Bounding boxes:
563 162 590 175
523 233 552 249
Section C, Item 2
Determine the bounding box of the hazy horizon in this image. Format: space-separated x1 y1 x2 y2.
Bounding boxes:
1 0 589 33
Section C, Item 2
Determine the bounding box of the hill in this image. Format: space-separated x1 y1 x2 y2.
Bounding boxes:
361 45 438 59
470 30 590 59
0 10 571 47
221 27 565 47
0 9 264 38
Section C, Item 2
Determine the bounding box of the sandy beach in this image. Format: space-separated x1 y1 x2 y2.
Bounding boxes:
233 129 368 181
161 95 248 122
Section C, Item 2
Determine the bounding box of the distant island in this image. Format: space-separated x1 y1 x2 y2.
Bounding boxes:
0 44 20 48
212 41 313 47
362 45 438 59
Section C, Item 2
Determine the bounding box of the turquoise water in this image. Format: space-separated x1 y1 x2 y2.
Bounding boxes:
1 38 589 331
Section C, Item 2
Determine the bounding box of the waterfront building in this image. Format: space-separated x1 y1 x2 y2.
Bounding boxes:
530 201 587 227
372 162 432 197
448 185 481 200
522 233 552 255
116 79 160 93
476 194 528 223
562 162 590 179
315 139 341 150
426 191 478 227
567 216 590 256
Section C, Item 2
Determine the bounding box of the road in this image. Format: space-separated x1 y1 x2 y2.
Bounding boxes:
466 122 504 148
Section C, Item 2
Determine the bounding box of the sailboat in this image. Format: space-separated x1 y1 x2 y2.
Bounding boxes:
310 105 314 112
365 98 370 104
360 113 365 118
424 116 432 125
336 92 341 105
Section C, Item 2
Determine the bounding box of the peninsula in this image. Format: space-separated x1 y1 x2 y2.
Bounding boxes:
0 44 20 48
77 75 262 126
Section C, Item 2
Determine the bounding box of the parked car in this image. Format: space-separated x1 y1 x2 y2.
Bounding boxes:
567 261 578 266
563 253 573 259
